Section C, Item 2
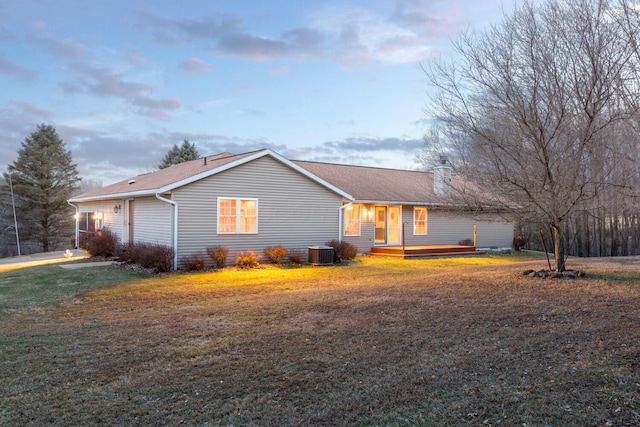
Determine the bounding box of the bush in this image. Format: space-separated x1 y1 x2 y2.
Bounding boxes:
325 240 358 262
288 251 304 265
264 246 288 264
234 250 261 269
182 252 206 271
117 242 174 272
207 246 229 269
458 238 474 246
80 228 119 257
513 235 527 251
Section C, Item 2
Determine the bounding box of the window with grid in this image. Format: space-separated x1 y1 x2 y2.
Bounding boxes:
414 207 427 235
344 204 361 236
218 198 258 234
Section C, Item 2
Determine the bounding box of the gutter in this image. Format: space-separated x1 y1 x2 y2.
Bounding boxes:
338 202 353 242
67 201 79 249
155 193 179 270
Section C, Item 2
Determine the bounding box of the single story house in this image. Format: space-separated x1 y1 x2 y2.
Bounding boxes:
68 149 514 269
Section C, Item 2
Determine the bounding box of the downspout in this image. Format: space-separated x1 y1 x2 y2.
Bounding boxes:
67 201 79 249
155 193 179 270
338 202 353 242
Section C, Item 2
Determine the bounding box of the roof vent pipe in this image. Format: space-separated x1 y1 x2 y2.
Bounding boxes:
204 157 207 166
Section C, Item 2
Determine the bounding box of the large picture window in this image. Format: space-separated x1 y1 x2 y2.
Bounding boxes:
414 207 427 235
344 204 361 236
218 198 258 234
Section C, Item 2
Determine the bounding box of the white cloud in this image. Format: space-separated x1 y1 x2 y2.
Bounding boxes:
312 7 437 67
181 57 215 74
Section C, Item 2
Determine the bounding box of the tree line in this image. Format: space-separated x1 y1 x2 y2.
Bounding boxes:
0 125 200 258
419 0 640 270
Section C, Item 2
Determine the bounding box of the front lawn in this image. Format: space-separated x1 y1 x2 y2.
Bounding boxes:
1 255 639 426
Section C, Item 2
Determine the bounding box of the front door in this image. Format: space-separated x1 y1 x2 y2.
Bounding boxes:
374 205 401 245
388 206 400 245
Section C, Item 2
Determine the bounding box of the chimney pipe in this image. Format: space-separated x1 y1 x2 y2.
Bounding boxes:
204 157 207 166
433 158 452 197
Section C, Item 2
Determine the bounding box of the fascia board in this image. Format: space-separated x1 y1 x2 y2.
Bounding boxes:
68 189 158 203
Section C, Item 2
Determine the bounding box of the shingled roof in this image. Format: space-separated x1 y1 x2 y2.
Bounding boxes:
69 148 505 208
69 151 256 201
293 160 450 204
69 149 355 202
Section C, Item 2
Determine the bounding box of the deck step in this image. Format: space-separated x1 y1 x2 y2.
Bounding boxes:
369 245 485 259
368 250 486 258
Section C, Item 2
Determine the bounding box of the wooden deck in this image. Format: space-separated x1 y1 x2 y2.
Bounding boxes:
369 245 485 258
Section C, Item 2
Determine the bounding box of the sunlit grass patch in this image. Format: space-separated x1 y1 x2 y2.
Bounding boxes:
0 264 151 320
3 253 638 426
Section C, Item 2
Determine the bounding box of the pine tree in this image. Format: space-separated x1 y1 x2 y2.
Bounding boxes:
4 124 80 252
158 139 199 169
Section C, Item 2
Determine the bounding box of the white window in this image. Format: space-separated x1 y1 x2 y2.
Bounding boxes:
414 207 427 235
217 198 258 234
78 212 100 232
344 204 361 236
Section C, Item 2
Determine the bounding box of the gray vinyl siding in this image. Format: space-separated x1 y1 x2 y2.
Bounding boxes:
412 210 514 248
172 156 344 267
132 197 173 246
473 218 515 248
344 204 514 253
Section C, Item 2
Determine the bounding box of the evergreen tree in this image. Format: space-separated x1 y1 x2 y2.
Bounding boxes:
158 139 199 169
4 124 80 252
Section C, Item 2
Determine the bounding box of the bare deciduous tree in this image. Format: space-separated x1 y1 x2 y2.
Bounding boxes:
423 0 640 271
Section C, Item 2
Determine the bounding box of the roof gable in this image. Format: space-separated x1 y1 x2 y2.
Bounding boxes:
69 149 352 202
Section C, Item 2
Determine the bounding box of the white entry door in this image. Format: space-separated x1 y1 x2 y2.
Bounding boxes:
374 206 401 245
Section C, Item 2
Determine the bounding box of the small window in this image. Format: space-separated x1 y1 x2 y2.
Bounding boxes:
414 207 427 235
344 204 361 236
218 198 258 234
78 212 102 232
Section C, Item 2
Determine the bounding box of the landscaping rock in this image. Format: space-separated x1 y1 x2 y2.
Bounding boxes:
524 269 585 279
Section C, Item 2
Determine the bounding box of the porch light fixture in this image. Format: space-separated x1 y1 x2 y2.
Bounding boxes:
113 204 121 213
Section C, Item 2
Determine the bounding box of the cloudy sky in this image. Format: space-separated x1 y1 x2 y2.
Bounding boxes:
1 0 516 184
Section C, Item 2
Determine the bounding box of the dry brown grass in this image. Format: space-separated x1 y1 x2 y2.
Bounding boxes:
1 255 639 426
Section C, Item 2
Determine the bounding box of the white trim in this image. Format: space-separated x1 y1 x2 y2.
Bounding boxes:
338 202 353 242
217 197 259 235
69 189 163 203
155 193 178 270
67 201 79 249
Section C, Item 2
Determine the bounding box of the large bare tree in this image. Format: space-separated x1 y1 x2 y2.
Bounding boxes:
423 0 640 271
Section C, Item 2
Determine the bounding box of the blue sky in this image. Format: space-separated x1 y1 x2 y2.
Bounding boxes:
1 0 515 184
